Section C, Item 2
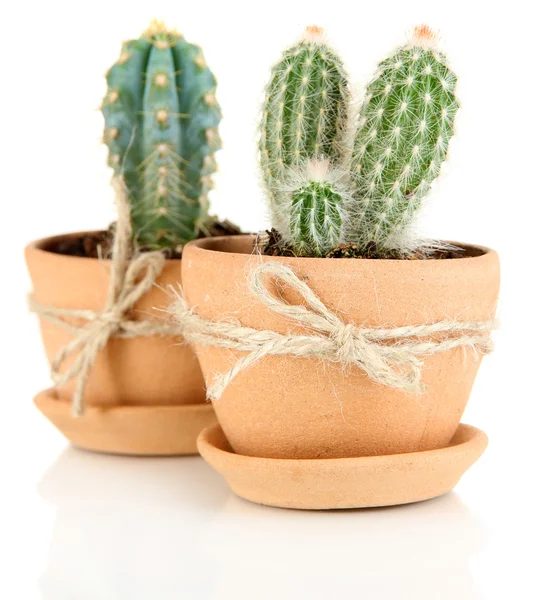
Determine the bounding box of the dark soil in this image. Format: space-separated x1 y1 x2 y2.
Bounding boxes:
50 229 115 258
47 220 242 259
200 219 242 240
261 229 467 260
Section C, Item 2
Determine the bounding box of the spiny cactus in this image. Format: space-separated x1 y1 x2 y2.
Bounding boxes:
102 20 221 252
259 26 351 256
351 25 459 252
287 159 350 255
260 25 458 258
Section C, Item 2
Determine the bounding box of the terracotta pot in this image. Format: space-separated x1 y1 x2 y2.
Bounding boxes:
182 235 499 460
26 231 216 455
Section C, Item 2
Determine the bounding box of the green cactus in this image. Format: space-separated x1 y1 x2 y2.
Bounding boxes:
102 20 221 252
260 25 458 258
350 25 459 252
259 26 351 256
288 161 348 256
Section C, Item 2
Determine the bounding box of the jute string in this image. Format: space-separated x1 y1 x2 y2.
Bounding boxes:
173 262 495 401
29 179 183 417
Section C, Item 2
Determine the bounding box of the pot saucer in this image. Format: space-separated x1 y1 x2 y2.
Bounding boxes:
197 424 488 510
34 388 217 456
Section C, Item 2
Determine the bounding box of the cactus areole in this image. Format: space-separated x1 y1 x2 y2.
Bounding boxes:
260 25 459 258
102 21 222 252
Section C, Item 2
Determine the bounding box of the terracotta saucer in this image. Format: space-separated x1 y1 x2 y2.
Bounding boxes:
197 424 488 509
34 388 218 456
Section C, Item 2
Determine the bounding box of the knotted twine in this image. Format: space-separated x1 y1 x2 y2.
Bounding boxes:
29 179 183 417
173 262 495 401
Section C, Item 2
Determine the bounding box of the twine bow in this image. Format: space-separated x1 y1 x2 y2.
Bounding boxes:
173 262 495 401
29 180 183 417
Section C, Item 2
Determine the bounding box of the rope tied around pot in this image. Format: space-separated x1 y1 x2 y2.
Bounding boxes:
29 179 183 417
173 262 496 401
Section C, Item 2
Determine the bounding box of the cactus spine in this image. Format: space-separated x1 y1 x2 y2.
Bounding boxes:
260 25 458 258
351 25 459 252
259 26 351 256
102 20 221 252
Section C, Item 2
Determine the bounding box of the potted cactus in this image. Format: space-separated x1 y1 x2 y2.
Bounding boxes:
179 25 500 508
26 20 237 455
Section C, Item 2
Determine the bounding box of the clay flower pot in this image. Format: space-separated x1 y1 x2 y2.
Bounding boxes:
182 235 499 508
26 231 217 455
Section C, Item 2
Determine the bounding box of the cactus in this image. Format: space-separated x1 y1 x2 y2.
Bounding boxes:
350 25 459 252
260 25 458 258
285 159 350 256
259 26 351 256
102 20 221 252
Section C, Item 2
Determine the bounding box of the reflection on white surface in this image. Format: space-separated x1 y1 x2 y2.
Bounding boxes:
204 494 484 600
38 446 485 600
38 448 229 599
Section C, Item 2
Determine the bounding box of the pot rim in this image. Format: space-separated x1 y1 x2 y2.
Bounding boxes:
24 230 181 262
184 234 496 265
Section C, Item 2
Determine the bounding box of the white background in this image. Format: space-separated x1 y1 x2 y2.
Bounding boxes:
2 0 532 598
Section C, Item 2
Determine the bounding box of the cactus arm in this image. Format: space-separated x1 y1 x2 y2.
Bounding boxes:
290 178 344 256
351 27 459 251
260 33 349 187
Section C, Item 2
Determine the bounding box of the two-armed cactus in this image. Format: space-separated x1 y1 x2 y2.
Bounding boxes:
102 20 222 252
260 25 459 257
259 26 351 256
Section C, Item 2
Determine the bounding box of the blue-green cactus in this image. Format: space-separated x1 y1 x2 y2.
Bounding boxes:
102 20 221 251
